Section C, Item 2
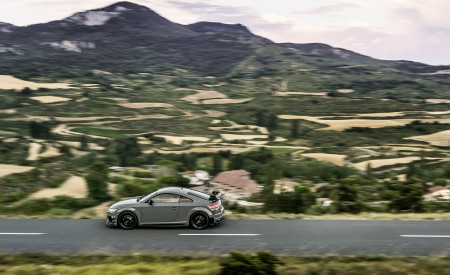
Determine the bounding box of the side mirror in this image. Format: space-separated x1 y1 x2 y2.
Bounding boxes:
149 200 154 205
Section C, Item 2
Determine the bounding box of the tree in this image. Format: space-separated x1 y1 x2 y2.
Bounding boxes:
267 113 278 131
59 144 72 156
159 174 190 187
20 87 32 96
332 178 364 214
388 179 425 213
29 121 51 139
264 185 315 214
229 154 244 170
86 161 110 201
256 110 265 127
366 163 374 178
211 154 222 175
114 137 142 166
79 135 89 151
290 120 299 138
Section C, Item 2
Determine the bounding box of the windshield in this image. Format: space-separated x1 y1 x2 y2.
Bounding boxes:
136 195 145 202
138 191 158 203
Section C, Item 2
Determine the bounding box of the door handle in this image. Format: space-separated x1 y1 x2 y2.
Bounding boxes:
172 207 178 210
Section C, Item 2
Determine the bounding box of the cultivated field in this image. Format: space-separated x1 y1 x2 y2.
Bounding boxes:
0 75 72 90
0 164 34 178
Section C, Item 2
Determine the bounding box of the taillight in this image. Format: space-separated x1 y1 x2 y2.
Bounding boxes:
208 203 220 210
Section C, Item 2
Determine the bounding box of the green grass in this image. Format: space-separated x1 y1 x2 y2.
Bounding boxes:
228 212 450 220
1 253 450 275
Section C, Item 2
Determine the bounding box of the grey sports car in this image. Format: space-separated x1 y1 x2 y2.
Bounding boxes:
106 187 224 230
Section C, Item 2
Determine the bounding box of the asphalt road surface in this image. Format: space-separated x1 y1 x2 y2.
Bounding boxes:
1 219 450 255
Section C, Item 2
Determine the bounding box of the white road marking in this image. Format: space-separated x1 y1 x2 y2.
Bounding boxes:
401 235 450 238
179 234 261 236
0 233 46 235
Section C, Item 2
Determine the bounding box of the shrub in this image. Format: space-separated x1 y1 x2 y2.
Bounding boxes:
220 252 283 275
133 171 153 178
306 205 329 215
118 182 146 197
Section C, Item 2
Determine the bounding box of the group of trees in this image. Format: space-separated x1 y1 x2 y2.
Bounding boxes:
86 161 110 202
29 121 52 139
253 175 431 215
255 110 301 138
72 136 447 215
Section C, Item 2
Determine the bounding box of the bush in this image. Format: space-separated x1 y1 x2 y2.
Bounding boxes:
133 171 153 178
158 174 190 187
117 179 159 197
220 252 283 275
118 182 146 197
306 205 329 215
109 176 127 184
14 196 98 215
424 201 450 213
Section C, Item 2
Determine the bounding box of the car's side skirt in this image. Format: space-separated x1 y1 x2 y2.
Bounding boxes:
139 221 188 226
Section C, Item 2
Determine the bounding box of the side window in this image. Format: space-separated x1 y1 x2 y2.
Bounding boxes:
179 196 194 203
152 193 180 203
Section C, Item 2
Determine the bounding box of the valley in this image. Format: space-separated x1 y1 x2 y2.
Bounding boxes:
0 1 449 218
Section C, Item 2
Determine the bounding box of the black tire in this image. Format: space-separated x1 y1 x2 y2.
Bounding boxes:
118 212 138 230
190 212 209 230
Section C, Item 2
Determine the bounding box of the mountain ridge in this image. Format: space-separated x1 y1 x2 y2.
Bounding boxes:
0 1 449 76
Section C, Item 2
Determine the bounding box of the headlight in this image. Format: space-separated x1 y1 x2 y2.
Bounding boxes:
107 208 119 213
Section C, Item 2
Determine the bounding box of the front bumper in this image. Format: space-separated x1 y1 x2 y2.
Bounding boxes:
106 214 118 227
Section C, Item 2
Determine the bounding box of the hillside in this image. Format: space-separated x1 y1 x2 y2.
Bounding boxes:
0 1 449 216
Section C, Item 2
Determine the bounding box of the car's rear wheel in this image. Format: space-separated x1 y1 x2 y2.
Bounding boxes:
118 212 137 230
190 212 209 230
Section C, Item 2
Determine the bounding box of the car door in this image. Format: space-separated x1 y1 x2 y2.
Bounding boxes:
140 193 180 224
176 195 196 222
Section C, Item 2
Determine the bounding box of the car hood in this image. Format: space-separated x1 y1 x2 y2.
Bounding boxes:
110 197 140 208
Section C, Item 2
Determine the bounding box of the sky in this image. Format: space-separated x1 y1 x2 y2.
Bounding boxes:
0 0 449 65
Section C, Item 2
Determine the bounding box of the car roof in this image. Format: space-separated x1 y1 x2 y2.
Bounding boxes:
156 187 189 195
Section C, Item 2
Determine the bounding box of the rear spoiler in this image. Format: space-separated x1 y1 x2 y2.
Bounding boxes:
209 190 221 202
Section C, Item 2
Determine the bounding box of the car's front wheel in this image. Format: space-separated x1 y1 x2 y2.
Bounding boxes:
190 212 209 230
118 212 138 230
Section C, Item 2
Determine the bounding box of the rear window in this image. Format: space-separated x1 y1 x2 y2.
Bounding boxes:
187 190 209 200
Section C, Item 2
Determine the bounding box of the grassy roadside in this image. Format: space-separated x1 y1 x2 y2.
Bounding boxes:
227 212 450 221
0 253 449 274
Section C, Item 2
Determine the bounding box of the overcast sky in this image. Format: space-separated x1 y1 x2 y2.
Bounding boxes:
1 0 449 65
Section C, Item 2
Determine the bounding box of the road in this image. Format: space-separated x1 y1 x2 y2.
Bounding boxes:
1 219 450 255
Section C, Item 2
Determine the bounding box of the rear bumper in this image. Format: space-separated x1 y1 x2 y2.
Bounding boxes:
209 210 225 225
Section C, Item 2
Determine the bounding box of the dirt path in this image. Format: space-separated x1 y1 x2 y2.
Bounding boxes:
0 75 73 90
52 124 109 140
406 130 450 146
30 96 71 104
26 142 42 161
278 115 450 131
119 103 173 108
155 135 210 145
0 164 34 178
27 176 88 199
353 157 423 170
302 153 347 166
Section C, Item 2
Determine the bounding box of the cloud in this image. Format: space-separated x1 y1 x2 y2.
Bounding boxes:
161 0 295 37
297 2 360 15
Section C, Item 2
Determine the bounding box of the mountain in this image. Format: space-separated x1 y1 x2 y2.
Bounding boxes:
0 22 16 33
0 1 270 76
187 22 253 36
0 1 448 77
280 43 450 74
